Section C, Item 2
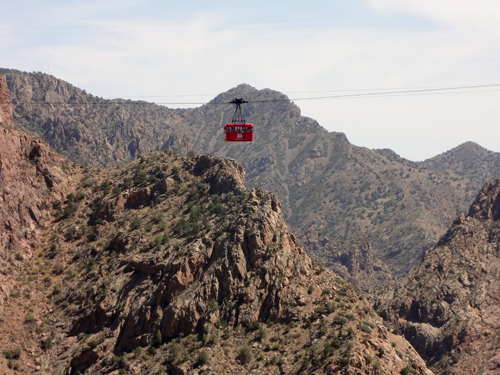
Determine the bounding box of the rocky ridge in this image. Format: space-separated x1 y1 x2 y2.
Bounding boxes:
5 69 500 290
0 93 81 372
374 179 500 375
0 128 432 373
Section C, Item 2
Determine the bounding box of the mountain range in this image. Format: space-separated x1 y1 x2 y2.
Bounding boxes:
4 68 500 291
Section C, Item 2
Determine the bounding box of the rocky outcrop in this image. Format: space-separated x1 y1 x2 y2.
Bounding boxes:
374 178 500 375
0 86 75 253
0 148 430 375
468 179 500 220
0 76 13 126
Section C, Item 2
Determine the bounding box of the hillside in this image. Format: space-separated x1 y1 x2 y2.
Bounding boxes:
0 120 433 374
374 179 500 375
422 141 500 184
4 68 500 290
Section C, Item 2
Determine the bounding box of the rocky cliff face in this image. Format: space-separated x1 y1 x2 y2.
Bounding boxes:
0 76 13 126
0 125 75 251
375 179 500 375
0 82 83 373
0 111 433 375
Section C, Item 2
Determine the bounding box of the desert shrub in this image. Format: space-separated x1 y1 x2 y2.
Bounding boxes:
87 257 96 270
331 337 341 349
153 330 162 347
41 337 53 350
151 212 164 223
378 348 385 357
326 302 336 313
65 226 77 241
149 346 157 356
237 346 252 364
161 232 170 244
400 366 417 375
133 170 147 185
301 358 310 369
46 242 59 259
168 342 180 362
99 180 111 193
88 334 105 349
174 219 202 238
122 178 133 190
215 319 227 329
257 327 267 340
25 314 36 323
247 321 260 331
196 350 208 365
358 324 372 333
130 217 142 230
72 249 82 261
333 315 347 326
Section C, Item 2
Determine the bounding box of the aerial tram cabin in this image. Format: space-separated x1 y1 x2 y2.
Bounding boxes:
225 98 253 142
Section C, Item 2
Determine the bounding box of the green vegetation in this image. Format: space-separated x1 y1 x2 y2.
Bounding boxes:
41 337 53 350
196 350 208 366
237 346 252 364
130 216 142 230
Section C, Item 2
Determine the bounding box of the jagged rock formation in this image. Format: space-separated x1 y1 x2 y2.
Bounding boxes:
0 92 433 373
0 76 13 126
374 179 500 375
0 125 75 252
5 68 500 291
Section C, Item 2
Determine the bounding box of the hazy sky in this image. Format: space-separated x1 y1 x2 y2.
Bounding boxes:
2 0 500 161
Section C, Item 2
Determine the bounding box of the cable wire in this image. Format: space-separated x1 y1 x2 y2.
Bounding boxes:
20 83 500 107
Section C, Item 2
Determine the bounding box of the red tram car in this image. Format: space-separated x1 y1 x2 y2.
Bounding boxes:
225 98 254 142
224 123 253 142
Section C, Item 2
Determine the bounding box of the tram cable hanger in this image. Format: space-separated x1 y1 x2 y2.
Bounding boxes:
224 98 253 142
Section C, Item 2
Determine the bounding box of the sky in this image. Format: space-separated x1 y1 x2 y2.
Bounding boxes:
2 0 500 161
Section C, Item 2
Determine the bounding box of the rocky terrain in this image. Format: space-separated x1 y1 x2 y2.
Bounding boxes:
4 69 500 291
0 77 13 126
0 84 433 374
374 179 500 375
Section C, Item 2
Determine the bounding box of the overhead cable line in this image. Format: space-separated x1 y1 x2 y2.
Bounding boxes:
23 83 500 107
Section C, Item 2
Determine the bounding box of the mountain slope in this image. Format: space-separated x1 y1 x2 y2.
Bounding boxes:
4 68 500 290
422 141 500 184
0 124 433 374
374 179 500 375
